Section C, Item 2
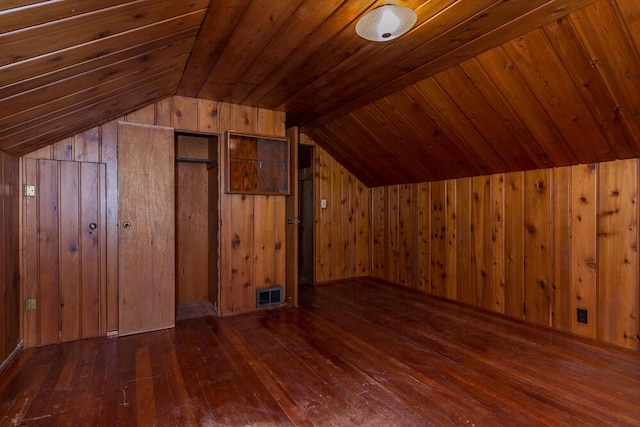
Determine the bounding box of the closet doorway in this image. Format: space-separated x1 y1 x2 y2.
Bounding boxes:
175 132 219 319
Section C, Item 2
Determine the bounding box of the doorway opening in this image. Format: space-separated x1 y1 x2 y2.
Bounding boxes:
175 132 219 320
298 144 314 285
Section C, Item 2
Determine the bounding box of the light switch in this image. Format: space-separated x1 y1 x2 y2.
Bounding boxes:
321 198 327 209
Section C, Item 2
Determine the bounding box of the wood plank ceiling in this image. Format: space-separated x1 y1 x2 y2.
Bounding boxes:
2 0 640 186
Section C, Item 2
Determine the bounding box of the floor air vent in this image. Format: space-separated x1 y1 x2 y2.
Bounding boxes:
256 286 282 307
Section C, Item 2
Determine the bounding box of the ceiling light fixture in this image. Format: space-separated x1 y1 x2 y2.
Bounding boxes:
355 5 417 42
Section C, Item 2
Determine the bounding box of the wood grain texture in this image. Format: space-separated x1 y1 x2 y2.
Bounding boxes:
2 279 640 425
372 157 640 350
118 122 175 335
0 152 19 366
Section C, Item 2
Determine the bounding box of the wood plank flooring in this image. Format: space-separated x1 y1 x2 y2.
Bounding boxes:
2 278 640 426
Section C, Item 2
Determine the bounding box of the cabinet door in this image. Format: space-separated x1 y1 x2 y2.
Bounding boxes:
118 122 175 336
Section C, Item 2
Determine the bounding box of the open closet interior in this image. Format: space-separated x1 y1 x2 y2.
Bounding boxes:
175 132 219 319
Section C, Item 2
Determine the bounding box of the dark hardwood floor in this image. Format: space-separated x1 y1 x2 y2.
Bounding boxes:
2 279 640 426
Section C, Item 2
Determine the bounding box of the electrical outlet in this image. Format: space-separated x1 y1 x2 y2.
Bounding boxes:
577 308 588 324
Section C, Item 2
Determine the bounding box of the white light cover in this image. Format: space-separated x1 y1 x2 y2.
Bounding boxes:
355 5 417 42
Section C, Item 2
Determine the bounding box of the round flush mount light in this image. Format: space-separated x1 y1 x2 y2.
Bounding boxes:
355 5 417 42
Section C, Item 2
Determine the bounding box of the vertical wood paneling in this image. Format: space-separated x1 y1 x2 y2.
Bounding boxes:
471 176 492 310
552 166 572 332
1 152 20 364
456 178 472 304
492 174 505 314
372 186 388 281
430 181 446 296
398 184 413 287
523 169 552 326
22 159 39 346
371 157 640 351
445 180 457 300
504 172 524 319
417 183 430 291
79 162 105 338
571 164 597 338
317 148 332 282
355 178 370 277
59 161 81 342
388 186 400 285
38 160 60 345
597 159 638 349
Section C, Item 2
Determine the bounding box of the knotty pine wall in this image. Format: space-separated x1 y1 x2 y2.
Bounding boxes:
0 151 19 367
372 159 640 351
308 135 371 284
21 97 286 344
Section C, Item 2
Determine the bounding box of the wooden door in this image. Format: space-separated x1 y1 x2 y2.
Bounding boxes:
118 122 175 335
285 127 299 305
23 159 107 345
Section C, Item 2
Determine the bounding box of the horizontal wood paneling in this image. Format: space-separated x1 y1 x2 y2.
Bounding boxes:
372 158 640 350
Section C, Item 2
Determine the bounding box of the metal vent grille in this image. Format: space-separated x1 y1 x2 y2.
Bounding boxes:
256 286 282 308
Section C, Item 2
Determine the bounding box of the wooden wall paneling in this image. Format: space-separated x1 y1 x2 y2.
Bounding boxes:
218 103 234 313
156 98 173 128
126 105 156 126
388 185 400 285
0 153 5 360
22 158 39 346
176 161 209 303
332 159 346 280
100 120 119 333
492 174 505 314
570 164 597 338
456 178 472 304
118 122 175 335
347 174 358 278
38 160 60 345
316 148 332 283
371 186 388 281
273 190 286 293
597 159 638 350
172 96 199 132
398 184 413 288
551 166 571 332
74 128 100 163
470 176 493 310
52 138 74 161
231 194 254 311
208 137 219 309
254 195 276 293
354 177 370 277
79 162 106 338
416 183 430 291
8 155 19 356
266 110 286 294
430 181 446 296
504 172 524 319
523 169 553 326
59 161 81 342
445 180 457 300
198 99 219 134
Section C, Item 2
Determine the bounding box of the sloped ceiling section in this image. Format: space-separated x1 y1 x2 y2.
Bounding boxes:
305 0 640 186
2 1 639 187
0 0 210 155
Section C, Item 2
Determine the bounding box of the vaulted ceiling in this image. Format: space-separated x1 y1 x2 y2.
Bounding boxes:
2 0 639 186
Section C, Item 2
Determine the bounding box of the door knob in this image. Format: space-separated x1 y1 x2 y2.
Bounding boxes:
89 223 97 230
123 221 132 229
